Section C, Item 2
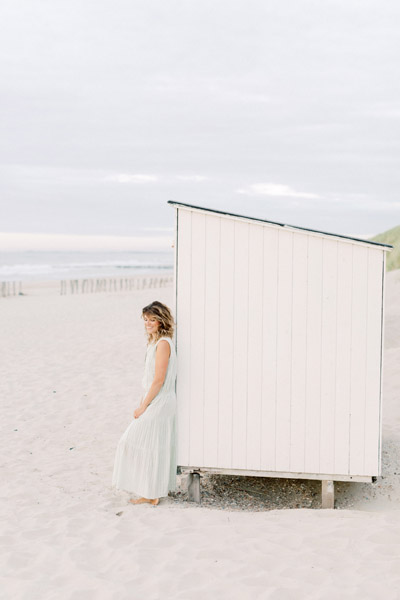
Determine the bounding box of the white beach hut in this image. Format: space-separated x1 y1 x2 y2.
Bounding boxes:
167 200 392 508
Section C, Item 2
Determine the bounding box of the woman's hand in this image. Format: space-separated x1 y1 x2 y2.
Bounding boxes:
134 405 146 419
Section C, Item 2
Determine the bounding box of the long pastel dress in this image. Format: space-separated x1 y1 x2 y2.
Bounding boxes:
111 336 177 499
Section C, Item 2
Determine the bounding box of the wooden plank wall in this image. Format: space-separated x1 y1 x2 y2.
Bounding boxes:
175 208 384 477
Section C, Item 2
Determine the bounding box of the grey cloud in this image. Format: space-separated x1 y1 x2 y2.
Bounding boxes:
1 0 399 240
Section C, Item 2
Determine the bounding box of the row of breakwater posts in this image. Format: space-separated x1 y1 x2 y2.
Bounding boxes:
1 281 23 297
60 275 174 295
0 275 173 297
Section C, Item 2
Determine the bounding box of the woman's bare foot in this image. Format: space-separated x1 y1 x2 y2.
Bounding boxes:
129 497 159 505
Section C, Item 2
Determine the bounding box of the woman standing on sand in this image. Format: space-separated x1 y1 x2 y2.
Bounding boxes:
111 301 177 505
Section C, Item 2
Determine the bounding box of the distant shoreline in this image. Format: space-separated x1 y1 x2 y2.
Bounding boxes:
0 249 174 283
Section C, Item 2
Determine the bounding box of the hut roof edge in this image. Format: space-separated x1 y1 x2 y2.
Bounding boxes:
167 200 393 250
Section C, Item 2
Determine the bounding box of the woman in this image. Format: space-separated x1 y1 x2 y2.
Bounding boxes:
111 300 177 506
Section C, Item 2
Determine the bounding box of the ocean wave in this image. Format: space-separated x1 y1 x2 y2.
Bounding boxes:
0 253 174 281
0 264 55 276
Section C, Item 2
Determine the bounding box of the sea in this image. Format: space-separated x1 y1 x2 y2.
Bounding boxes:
0 250 174 282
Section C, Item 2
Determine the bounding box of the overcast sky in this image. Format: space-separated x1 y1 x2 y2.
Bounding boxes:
1 0 399 249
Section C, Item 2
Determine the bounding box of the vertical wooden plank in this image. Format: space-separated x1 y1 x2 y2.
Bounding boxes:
349 245 368 475
364 249 384 475
218 218 235 468
232 220 249 469
275 229 293 472
172 207 178 323
246 224 264 470
260 227 279 471
289 232 308 472
304 236 323 474
334 242 352 475
319 239 338 474
189 211 206 466
203 215 220 467
378 251 386 475
176 209 192 467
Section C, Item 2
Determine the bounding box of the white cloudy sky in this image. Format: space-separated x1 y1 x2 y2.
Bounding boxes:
1 0 399 249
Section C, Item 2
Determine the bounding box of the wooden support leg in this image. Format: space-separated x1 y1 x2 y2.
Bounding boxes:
187 472 201 503
321 480 335 509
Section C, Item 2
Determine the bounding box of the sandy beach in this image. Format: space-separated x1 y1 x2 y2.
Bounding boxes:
1 272 400 600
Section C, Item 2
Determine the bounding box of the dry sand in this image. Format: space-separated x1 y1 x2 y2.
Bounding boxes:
1 272 400 599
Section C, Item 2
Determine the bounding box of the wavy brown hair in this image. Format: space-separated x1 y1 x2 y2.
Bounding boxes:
142 301 175 344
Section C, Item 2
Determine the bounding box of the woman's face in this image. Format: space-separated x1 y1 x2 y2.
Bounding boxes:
143 313 160 336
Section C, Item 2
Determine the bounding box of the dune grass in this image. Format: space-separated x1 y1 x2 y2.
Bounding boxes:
370 225 400 271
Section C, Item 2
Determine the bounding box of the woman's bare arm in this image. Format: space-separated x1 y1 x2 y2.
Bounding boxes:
141 340 171 410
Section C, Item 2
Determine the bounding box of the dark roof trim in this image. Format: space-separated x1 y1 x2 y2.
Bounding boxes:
167 200 393 250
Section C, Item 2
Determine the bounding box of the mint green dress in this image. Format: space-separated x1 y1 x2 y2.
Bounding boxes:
111 336 177 499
